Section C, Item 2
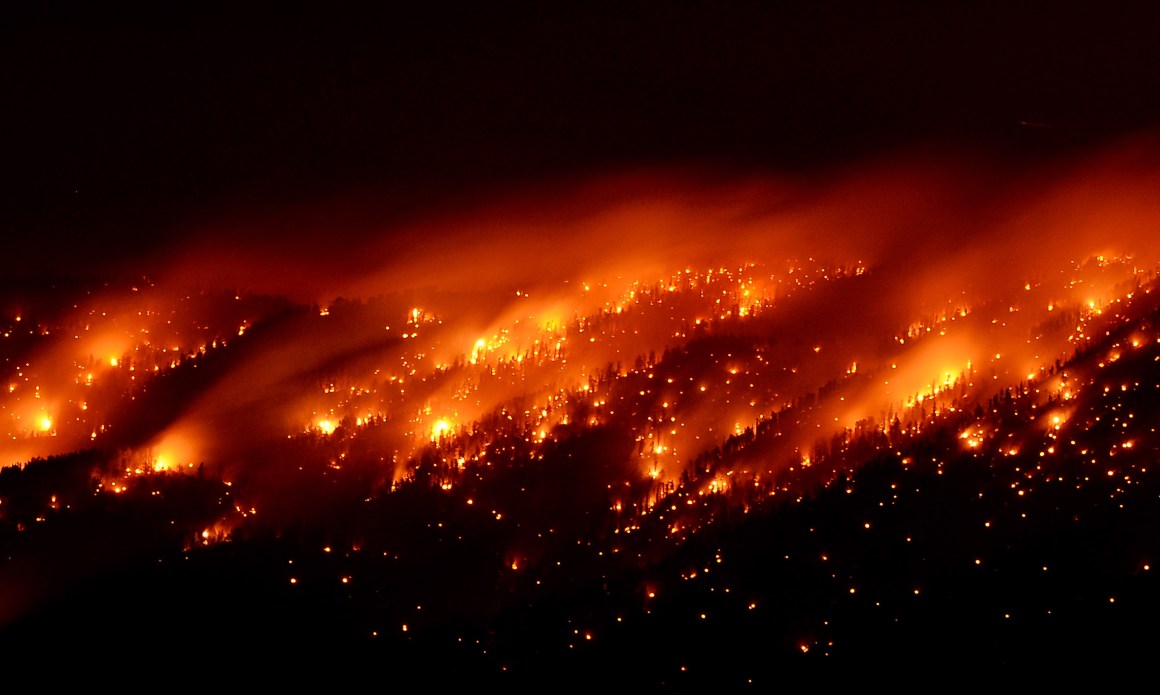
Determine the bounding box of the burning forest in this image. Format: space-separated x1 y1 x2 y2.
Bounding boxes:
3 137 1160 682
5 4 1160 685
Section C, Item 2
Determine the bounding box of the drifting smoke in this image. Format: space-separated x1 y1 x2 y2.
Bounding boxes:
148 133 1160 309
3 133 1159 521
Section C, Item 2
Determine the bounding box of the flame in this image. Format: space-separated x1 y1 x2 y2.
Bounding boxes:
430 419 452 440
0 135 1156 527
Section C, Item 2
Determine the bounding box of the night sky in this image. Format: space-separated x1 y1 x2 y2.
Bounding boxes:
4 2 1159 277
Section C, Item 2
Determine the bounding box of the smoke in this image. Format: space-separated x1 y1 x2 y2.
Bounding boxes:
3 131 1159 516
143 131 1160 309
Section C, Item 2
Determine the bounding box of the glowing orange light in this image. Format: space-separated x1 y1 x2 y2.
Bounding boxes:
431 419 451 440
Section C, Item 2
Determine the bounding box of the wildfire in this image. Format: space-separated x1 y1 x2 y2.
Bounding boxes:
0 143 1156 556
431 419 452 440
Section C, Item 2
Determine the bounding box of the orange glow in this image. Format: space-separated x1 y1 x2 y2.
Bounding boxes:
431 419 452 440
0 137 1154 535
4 101 1160 671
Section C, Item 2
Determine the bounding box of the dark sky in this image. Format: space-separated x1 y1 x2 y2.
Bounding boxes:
3 1 1159 278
